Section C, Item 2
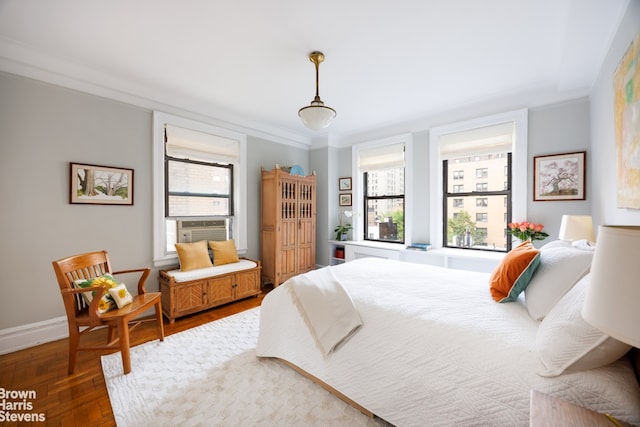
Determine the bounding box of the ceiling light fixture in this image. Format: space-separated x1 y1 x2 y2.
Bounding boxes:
298 51 336 130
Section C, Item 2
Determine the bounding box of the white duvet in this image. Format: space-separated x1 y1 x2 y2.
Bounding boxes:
256 258 640 426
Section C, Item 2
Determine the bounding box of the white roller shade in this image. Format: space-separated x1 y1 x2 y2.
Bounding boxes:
165 124 239 163
359 143 405 171
440 122 513 160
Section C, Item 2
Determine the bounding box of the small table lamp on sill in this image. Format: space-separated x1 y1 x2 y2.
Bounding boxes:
558 215 595 242
582 225 640 349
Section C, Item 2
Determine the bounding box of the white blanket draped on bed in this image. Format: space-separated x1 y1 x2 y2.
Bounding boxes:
256 258 640 427
288 266 362 356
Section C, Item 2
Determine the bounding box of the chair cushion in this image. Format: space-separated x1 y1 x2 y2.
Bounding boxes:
175 240 213 271
73 274 119 313
209 239 240 266
108 283 134 308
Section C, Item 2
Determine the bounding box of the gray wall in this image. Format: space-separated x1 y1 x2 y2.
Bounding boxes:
1 73 153 329
0 71 308 331
527 98 592 243
337 100 591 249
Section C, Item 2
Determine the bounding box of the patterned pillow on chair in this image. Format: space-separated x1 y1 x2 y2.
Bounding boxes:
73 274 119 313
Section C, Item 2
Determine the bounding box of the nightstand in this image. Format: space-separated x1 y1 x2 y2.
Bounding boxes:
530 390 634 426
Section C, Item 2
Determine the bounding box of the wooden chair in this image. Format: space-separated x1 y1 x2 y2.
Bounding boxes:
52 250 164 375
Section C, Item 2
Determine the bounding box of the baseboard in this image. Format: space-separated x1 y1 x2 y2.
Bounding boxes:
0 316 69 355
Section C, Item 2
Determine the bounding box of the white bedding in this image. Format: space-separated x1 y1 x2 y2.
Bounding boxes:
256 258 640 426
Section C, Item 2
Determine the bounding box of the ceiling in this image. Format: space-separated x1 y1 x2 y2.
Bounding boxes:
0 0 629 145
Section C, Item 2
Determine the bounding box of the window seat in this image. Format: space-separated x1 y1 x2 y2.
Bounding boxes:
159 258 261 323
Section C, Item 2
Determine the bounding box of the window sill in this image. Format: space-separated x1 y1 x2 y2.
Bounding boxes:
342 240 405 251
342 241 503 273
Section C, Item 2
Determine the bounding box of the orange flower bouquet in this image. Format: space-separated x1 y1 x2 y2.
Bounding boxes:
508 221 549 242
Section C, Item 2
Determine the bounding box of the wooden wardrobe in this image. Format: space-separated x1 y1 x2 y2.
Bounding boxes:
260 168 316 286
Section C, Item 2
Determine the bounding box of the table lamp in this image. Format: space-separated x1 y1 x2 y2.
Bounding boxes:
582 225 640 349
558 215 595 242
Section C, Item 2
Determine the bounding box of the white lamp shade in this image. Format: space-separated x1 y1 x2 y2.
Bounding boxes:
558 215 594 241
298 103 336 130
582 225 640 348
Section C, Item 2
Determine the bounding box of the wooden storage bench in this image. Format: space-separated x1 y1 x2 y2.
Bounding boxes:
159 258 261 324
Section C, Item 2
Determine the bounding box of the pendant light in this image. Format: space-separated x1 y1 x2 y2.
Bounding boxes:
298 51 336 130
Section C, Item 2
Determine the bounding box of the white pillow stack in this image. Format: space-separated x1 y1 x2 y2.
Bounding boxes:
525 240 593 321
536 274 631 377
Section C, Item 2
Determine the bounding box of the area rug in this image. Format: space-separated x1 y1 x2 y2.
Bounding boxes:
102 308 388 426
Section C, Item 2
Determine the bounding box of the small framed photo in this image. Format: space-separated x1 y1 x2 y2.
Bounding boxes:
339 193 352 206
70 162 134 205
339 177 352 191
533 151 586 201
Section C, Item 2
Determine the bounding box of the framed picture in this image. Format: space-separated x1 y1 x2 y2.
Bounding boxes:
614 33 640 208
70 162 134 205
339 177 352 191
533 151 586 201
339 193 352 207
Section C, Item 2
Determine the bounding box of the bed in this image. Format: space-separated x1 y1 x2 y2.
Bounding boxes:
256 244 640 426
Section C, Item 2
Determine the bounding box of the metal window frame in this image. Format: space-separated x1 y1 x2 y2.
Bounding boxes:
442 153 512 252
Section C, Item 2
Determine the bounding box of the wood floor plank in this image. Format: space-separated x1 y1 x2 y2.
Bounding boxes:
0 290 268 426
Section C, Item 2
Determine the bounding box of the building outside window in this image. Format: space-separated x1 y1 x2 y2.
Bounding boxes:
476 168 488 178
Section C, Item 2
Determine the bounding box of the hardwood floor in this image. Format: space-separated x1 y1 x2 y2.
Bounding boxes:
0 290 270 427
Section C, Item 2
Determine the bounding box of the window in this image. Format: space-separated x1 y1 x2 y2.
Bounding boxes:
453 170 464 179
431 109 527 252
153 112 247 266
453 198 464 208
453 184 464 193
444 153 511 250
166 158 232 217
477 227 488 240
352 135 412 245
476 212 488 222
476 168 488 178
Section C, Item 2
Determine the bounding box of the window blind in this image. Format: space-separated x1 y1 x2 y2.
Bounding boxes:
165 124 239 163
359 143 405 171
439 122 513 160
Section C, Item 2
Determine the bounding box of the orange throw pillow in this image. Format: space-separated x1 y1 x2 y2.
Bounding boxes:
209 239 240 266
175 240 213 271
490 241 540 302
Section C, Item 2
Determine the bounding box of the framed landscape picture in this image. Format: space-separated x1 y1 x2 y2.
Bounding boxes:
533 151 586 201
70 162 134 205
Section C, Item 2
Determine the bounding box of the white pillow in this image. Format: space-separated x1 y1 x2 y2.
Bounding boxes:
525 244 593 320
536 274 631 377
108 283 134 309
538 239 572 250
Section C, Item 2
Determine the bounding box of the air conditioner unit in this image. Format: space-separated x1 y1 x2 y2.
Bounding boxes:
177 219 228 243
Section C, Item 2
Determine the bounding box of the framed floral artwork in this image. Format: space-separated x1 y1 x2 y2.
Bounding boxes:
533 151 586 201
